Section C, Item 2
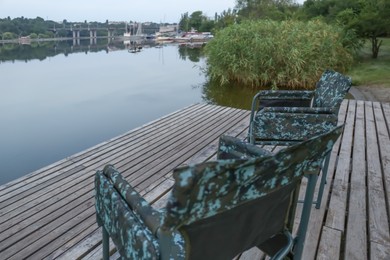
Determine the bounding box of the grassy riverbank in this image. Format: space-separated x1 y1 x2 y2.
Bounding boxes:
348 38 390 87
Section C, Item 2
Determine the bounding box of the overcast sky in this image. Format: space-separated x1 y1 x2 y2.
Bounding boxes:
0 0 305 23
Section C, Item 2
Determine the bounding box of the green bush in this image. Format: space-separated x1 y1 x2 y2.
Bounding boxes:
29 33 38 39
205 19 358 89
1 32 16 40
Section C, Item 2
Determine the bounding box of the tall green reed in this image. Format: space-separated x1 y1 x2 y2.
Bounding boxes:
205 19 358 89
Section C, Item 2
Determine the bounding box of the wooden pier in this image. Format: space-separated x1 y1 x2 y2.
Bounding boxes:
0 100 389 259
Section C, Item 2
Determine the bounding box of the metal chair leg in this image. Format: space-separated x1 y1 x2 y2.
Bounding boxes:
102 226 110 260
294 173 318 259
315 153 331 209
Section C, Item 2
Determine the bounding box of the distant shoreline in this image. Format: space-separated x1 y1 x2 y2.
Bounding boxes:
0 36 124 44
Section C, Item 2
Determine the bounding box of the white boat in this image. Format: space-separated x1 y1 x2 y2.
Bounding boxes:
173 31 213 43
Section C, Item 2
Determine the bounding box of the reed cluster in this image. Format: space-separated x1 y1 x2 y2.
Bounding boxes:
205 19 358 89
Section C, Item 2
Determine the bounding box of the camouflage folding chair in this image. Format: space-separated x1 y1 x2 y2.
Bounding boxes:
248 70 351 207
248 70 351 147
94 126 343 260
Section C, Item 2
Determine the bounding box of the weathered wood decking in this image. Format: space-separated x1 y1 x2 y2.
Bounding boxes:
0 100 389 259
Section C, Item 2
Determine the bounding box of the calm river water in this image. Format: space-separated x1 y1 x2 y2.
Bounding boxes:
0 39 257 185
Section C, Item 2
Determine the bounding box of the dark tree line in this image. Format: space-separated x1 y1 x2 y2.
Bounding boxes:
0 17 165 39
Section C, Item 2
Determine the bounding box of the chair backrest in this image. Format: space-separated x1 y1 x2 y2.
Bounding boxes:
161 126 343 260
313 69 352 109
217 134 273 159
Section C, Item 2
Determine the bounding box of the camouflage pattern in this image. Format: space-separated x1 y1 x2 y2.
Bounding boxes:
252 107 338 145
95 126 343 259
217 134 272 160
95 171 161 259
163 126 342 230
313 70 352 110
248 70 351 145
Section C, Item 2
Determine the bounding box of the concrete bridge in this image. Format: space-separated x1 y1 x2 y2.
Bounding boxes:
49 23 143 39
49 25 118 39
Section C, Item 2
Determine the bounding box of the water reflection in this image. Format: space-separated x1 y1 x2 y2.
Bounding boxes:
0 41 262 184
177 44 260 110
178 44 205 62
0 38 262 109
201 79 260 110
0 38 165 63
0 38 259 109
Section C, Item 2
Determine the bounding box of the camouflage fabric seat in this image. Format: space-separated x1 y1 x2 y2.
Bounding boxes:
94 126 343 260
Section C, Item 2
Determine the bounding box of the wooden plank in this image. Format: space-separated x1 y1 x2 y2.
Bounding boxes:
0 165 86 210
0 188 94 250
370 241 390 260
3 204 95 259
82 104 226 170
365 102 390 247
94 106 239 195
41 222 98 259
186 114 250 164
344 100 367 259
325 100 356 231
316 226 342 260
93 105 234 183
373 102 390 223
238 246 265 260
0 168 93 231
126 109 249 191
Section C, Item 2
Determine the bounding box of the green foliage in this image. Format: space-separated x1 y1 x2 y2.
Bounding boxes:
213 9 238 32
2 32 16 39
0 17 134 39
29 33 38 39
205 19 357 89
236 0 300 21
179 13 191 32
348 38 390 86
178 11 214 32
0 16 50 36
300 0 390 58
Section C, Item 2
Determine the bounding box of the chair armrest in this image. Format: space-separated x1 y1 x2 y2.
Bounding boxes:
250 112 339 145
217 135 272 159
256 90 314 100
249 90 314 129
95 167 161 259
101 165 161 234
255 90 314 108
260 106 335 115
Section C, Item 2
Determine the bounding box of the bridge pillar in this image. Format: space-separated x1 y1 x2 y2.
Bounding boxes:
73 38 80 46
89 30 97 38
90 37 97 45
72 30 80 39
